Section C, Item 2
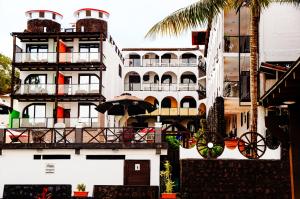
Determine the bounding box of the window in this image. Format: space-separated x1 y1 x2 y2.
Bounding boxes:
99 12 103 18
26 44 48 53
86 10 91 17
24 74 47 84
119 65 122 78
79 74 99 84
79 44 99 53
79 104 98 118
39 11 45 18
23 103 46 118
52 13 56 20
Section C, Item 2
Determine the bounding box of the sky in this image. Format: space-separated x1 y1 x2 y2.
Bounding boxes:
0 0 200 58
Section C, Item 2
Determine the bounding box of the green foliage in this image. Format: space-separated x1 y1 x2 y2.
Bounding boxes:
0 54 19 95
160 161 175 193
76 183 86 192
165 136 180 150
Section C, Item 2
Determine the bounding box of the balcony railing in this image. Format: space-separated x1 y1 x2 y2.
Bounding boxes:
124 83 197 91
180 58 197 67
124 58 198 67
1 127 159 144
142 83 160 91
124 58 141 67
124 83 141 91
59 52 103 63
224 81 239 97
15 52 105 63
179 83 197 91
144 108 198 116
143 59 160 67
12 118 99 128
161 58 178 67
14 84 101 95
58 84 100 95
161 83 177 91
179 108 198 116
14 84 56 95
15 53 56 63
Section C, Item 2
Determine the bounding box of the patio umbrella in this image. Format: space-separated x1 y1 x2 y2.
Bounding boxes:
95 94 156 116
0 103 12 114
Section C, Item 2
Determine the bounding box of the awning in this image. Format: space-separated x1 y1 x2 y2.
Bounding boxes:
260 57 300 107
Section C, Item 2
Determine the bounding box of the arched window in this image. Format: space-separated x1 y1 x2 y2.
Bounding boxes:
23 103 46 118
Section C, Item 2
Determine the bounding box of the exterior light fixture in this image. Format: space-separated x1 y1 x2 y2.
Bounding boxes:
283 100 296 105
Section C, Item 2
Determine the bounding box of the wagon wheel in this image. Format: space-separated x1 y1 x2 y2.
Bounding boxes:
265 129 280 150
238 132 266 159
196 131 224 159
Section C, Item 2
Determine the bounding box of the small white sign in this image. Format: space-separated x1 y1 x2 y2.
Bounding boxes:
135 163 140 171
45 163 55 174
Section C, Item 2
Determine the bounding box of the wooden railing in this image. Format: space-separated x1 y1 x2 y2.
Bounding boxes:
0 127 159 145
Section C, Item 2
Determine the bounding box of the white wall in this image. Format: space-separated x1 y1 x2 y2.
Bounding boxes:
0 148 166 198
259 3 300 62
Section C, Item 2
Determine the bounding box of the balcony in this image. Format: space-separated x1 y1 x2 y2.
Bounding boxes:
161 58 178 67
13 84 104 102
179 83 197 91
124 83 197 91
0 127 166 149
14 84 56 95
59 52 103 63
124 59 198 67
14 52 106 71
158 108 198 116
143 59 160 67
58 84 100 95
224 81 239 97
11 118 99 128
15 52 56 63
124 58 141 67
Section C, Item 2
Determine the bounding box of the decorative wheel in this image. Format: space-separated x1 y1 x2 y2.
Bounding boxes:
196 131 224 159
238 132 266 159
265 129 280 150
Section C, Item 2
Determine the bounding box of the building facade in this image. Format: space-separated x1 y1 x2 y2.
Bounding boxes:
122 48 206 130
0 9 167 198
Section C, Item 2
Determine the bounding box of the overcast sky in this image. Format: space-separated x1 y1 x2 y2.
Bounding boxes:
0 0 200 57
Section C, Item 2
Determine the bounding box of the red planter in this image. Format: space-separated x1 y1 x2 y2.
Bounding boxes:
73 191 88 197
161 193 176 199
224 138 238 149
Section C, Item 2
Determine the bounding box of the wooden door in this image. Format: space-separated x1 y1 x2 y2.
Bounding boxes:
124 160 150 185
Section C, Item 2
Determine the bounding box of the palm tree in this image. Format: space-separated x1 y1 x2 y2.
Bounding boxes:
146 0 300 133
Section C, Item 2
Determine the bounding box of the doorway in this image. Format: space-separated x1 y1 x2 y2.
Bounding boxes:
124 160 150 185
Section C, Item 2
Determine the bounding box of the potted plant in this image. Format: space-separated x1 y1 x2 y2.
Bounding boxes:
160 161 176 199
74 183 88 197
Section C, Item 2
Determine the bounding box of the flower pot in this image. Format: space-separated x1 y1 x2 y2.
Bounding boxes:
224 138 238 149
161 193 176 199
73 191 89 197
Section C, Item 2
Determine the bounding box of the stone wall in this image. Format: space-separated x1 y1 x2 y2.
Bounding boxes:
93 185 159 199
181 149 291 199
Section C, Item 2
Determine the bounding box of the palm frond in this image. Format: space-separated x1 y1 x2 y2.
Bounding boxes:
275 0 300 7
145 0 229 38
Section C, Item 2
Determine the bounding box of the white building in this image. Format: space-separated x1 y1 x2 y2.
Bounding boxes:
0 9 167 198
205 4 300 138
122 48 206 130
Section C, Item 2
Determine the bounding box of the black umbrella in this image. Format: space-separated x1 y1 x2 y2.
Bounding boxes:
95 94 156 116
0 103 12 114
